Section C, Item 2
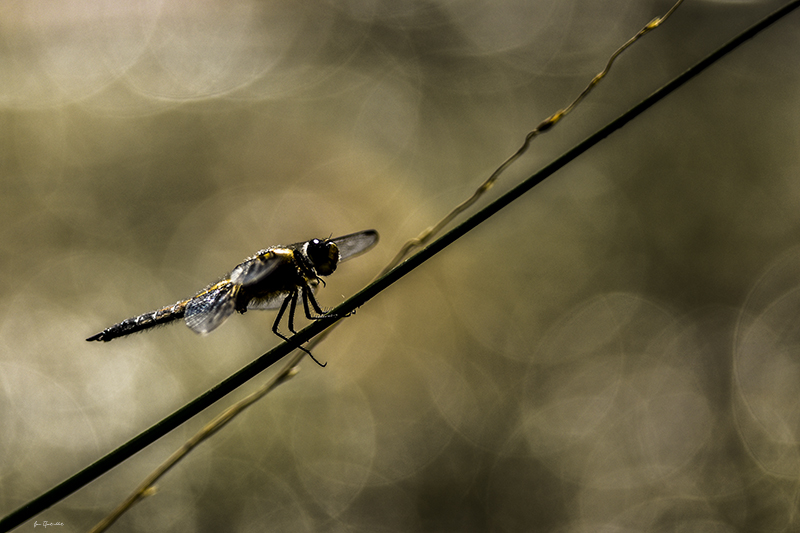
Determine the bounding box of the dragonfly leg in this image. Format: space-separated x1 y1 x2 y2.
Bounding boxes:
272 289 295 336
272 288 294 338
302 284 352 320
303 285 325 319
287 289 299 333
271 289 327 368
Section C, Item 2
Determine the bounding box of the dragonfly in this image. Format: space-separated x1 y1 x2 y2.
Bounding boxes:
87 229 379 366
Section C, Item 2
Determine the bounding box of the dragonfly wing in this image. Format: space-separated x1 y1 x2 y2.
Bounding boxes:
230 252 281 287
247 282 318 311
333 230 379 262
246 292 288 311
185 282 237 334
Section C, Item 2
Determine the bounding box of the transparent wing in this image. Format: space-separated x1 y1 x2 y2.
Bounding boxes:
333 229 379 262
247 282 318 311
246 291 289 311
184 282 237 334
229 252 281 287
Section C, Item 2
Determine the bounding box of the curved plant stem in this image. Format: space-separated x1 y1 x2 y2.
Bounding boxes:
88 3 690 530
382 0 685 273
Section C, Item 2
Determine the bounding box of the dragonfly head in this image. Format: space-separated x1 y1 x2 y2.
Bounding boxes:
305 238 339 277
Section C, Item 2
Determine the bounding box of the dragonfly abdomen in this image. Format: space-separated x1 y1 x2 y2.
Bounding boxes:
86 300 189 342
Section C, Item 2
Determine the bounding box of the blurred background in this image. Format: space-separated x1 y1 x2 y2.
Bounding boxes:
2 0 800 531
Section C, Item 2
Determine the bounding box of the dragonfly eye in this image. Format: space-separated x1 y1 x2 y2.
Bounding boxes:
306 239 339 276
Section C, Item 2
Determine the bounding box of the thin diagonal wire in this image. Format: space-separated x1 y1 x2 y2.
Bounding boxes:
2 1 799 531
383 0 685 272
88 366 301 533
